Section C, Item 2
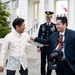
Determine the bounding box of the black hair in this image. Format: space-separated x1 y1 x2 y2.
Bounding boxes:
12 18 25 29
56 16 68 26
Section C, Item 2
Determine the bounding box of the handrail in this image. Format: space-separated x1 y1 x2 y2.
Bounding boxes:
27 23 38 35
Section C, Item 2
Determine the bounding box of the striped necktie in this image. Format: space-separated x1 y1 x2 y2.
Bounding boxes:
58 34 63 50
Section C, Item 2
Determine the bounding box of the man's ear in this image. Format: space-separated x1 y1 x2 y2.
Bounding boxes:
16 25 19 29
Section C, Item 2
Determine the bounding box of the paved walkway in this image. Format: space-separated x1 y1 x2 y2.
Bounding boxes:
0 44 56 75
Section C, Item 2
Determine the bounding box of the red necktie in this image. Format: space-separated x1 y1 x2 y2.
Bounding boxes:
58 34 63 50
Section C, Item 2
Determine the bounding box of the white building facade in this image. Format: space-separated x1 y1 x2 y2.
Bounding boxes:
2 0 75 31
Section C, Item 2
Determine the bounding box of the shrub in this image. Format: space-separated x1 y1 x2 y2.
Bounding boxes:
0 0 10 38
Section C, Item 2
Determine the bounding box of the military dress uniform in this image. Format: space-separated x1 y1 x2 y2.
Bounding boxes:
38 22 57 75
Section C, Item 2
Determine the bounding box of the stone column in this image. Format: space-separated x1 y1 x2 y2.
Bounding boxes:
53 0 56 23
45 0 49 10
37 3 39 24
48 0 55 22
68 0 75 30
28 0 33 30
39 0 45 25
9 0 13 28
12 0 18 20
48 0 54 11
18 0 28 31
9 0 18 31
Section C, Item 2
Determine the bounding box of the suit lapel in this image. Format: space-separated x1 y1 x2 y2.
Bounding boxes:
65 29 70 44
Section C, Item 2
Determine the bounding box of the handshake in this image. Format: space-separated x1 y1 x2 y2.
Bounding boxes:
30 35 36 40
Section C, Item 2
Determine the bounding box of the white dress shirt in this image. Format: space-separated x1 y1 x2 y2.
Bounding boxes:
47 22 51 26
0 29 43 70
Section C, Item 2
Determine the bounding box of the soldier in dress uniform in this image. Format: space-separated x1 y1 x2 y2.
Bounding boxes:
37 11 57 75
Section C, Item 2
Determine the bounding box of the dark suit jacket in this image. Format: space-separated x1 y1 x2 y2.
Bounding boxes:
37 22 57 53
35 28 75 73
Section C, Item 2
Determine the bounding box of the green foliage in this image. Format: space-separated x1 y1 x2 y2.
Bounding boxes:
0 0 10 38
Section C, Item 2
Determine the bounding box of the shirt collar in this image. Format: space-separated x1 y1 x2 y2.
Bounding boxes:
12 28 22 37
47 22 51 25
59 31 65 36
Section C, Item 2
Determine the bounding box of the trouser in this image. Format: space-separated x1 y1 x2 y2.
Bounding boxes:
6 65 28 75
41 52 52 75
56 60 75 75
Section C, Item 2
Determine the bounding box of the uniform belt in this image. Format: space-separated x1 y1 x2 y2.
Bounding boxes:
58 58 66 61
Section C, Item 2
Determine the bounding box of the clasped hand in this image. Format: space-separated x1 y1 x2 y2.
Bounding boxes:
30 35 36 40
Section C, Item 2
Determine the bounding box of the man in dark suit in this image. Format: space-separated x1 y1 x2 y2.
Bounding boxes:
31 16 75 75
37 11 57 75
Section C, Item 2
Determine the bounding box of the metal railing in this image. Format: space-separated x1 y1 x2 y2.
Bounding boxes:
28 23 38 35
